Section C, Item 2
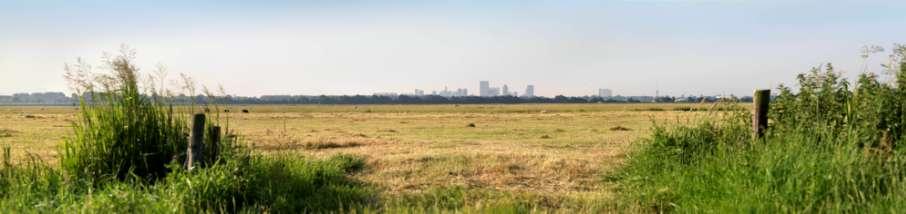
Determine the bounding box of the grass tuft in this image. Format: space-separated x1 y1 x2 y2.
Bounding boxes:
61 49 188 184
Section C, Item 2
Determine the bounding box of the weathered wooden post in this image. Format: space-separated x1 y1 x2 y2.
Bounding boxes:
753 89 771 140
209 126 221 164
187 113 206 171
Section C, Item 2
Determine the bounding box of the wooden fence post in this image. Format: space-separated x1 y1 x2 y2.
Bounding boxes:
209 126 221 164
187 113 206 171
753 89 771 140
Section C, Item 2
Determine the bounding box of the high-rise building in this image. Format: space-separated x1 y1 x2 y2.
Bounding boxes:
479 81 507 97
502 85 510 96
479 81 491 97
456 88 468 97
598 88 613 98
524 85 535 98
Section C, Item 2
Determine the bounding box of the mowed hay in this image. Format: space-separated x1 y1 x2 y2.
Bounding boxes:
369 152 602 191
174 104 703 209
304 140 362 150
252 138 369 151
357 145 622 211
1 103 707 210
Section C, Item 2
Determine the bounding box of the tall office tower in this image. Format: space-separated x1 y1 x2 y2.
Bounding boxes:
479 81 491 97
524 85 535 98
456 88 468 97
502 85 510 96
598 88 613 98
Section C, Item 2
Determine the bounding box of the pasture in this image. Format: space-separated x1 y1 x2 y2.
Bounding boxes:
0 103 709 210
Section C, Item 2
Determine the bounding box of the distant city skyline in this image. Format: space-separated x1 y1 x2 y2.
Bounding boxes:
2 1 906 97
0 79 861 98
0 90 736 106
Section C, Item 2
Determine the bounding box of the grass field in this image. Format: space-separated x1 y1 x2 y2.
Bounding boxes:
0 103 711 211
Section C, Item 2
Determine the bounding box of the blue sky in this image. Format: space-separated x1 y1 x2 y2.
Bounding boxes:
2 0 905 96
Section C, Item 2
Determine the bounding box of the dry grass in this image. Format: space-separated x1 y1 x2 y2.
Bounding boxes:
0 103 712 208
0 106 76 162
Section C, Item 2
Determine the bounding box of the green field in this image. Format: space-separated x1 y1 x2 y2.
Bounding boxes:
0 103 709 211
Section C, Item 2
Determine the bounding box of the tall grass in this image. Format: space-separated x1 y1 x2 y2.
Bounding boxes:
0 48 375 212
61 50 188 183
0 148 374 212
615 45 906 212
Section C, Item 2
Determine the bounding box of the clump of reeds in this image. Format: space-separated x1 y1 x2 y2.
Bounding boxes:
61 47 189 183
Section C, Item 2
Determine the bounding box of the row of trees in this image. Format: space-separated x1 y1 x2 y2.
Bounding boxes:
0 93 744 105
0 92 71 104
187 94 739 105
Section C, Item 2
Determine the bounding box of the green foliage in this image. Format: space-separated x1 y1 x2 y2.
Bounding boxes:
381 186 556 213
616 46 906 212
0 148 375 212
61 51 188 183
0 49 375 213
0 148 69 212
158 154 374 212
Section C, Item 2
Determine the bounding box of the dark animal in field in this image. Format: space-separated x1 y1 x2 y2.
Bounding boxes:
242 109 250 113
467 123 476 128
610 126 632 131
0 129 16 138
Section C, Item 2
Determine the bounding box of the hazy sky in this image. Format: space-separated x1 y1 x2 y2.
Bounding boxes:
2 0 905 97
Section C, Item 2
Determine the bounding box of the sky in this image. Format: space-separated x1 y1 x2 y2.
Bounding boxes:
1 0 905 97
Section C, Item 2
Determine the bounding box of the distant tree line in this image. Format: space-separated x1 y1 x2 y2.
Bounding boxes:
174 94 749 105
0 92 751 106
0 92 72 105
